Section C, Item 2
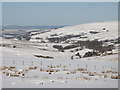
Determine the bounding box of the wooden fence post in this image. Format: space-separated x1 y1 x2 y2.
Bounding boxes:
31 61 33 65
111 67 113 70
60 64 61 67
13 60 15 65
103 66 104 71
86 65 87 69
51 63 52 67
22 61 24 65
94 65 96 69
3 60 5 64
41 61 43 66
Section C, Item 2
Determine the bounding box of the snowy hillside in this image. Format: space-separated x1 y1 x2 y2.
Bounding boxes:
29 21 118 43
1 21 119 88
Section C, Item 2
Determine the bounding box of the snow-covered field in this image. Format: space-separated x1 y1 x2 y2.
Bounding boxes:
1 46 118 88
0 21 119 88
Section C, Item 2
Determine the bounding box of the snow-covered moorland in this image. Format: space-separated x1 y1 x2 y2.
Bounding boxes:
0 21 119 88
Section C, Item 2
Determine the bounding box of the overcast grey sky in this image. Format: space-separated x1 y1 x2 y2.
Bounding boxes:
2 2 118 26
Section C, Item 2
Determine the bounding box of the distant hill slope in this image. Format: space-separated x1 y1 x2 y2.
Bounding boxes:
29 21 118 43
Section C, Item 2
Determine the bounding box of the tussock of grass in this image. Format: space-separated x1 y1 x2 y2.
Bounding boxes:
82 77 91 80
111 75 120 79
77 68 87 71
28 66 37 70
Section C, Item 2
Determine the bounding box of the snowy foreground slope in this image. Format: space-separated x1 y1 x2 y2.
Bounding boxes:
1 46 118 88
0 21 119 88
